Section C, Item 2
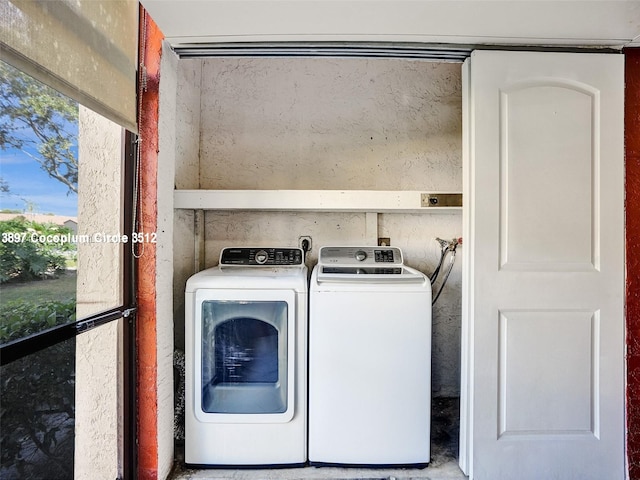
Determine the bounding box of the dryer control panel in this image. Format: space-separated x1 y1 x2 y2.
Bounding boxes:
220 247 304 266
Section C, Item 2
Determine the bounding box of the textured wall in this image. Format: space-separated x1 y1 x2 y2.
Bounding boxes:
173 57 463 397
626 48 640 480
74 107 123 480
199 58 461 191
137 13 165 480
155 39 181 480
172 59 201 352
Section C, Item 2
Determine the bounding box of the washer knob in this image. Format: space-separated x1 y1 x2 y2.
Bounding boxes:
255 250 269 264
355 250 367 261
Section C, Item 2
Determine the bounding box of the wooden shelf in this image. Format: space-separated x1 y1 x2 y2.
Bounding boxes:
174 189 462 213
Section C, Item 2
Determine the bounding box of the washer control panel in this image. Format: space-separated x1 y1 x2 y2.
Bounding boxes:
318 246 403 266
220 247 304 266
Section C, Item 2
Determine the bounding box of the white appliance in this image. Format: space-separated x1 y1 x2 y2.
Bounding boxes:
308 246 432 466
184 247 307 466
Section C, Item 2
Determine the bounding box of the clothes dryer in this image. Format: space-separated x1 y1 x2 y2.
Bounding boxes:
308 246 432 467
184 247 307 467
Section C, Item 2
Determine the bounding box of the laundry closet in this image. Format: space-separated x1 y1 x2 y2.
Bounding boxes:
169 55 464 396
162 52 464 473
144 3 631 478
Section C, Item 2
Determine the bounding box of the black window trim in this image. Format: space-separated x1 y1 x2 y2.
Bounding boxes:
0 306 135 366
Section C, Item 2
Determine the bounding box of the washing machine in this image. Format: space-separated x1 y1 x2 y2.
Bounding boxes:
308 246 432 467
184 247 307 467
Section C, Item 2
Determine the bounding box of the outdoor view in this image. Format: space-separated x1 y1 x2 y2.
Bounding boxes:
0 55 133 480
1 59 79 478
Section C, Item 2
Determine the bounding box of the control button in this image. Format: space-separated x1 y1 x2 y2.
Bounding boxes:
255 250 268 264
355 250 367 261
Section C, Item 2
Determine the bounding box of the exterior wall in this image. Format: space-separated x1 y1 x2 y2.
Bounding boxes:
626 47 640 479
74 107 123 479
172 57 463 397
137 11 163 480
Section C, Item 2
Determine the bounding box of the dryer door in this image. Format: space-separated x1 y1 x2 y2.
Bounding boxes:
192 288 296 423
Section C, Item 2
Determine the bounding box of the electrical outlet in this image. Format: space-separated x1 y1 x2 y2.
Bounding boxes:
378 237 391 246
298 236 312 252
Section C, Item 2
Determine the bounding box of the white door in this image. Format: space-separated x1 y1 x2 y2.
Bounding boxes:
461 50 625 480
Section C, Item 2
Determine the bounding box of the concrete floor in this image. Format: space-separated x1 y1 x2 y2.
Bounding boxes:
170 398 466 480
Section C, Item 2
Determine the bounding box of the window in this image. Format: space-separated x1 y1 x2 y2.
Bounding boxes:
0 60 136 479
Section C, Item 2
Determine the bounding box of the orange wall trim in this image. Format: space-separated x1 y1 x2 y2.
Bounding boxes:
137 9 164 480
626 48 640 480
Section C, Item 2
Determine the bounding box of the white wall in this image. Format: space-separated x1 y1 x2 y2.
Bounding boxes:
171 56 463 398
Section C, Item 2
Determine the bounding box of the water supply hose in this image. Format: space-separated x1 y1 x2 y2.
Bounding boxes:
429 237 452 285
430 237 462 305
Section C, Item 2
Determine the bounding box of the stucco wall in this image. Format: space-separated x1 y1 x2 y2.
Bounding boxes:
198 58 460 191
155 43 184 480
171 57 463 398
625 48 640 479
75 106 123 480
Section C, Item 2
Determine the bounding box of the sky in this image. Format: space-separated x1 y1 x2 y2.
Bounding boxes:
0 147 78 217
1 59 79 218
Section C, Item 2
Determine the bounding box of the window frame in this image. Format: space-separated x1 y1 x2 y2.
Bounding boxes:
0 130 139 480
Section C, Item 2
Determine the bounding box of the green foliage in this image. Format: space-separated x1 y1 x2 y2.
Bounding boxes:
0 300 76 343
0 61 78 194
0 217 74 283
0 300 76 479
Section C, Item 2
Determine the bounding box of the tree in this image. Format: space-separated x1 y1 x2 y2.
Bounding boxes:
0 217 71 283
0 61 78 194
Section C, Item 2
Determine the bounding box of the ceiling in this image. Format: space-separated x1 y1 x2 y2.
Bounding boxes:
140 0 640 54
